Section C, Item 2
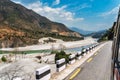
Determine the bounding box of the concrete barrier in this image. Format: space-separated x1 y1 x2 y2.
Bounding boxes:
69 54 76 64
96 43 99 47
56 58 66 72
95 44 97 47
92 45 95 50
93 45 95 49
76 51 82 60
90 46 93 51
36 65 51 80
86 48 90 53
83 49 87 56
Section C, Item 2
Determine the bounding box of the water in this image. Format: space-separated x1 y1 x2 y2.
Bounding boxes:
64 43 95 54
0 43 96 54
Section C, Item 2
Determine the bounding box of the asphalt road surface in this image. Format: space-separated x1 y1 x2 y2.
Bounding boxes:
73 41 112 80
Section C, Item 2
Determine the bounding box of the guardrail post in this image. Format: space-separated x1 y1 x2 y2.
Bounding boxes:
86 48 90 54
83 49 87 56
36 65 51 80
56 58 66 72
76 51 82 60
69 54 76 64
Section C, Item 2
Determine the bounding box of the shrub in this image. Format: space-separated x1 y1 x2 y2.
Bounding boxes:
0 51 2 54
60 50 66 55
1 56 7 62
55 50 70 63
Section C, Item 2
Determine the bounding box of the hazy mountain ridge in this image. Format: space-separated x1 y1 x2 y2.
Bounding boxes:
70 27 107 38
70 27 94 35
86 30 107 38
0 0 83 48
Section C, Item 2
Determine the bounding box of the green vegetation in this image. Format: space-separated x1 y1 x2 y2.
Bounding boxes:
54 50 70 63
1 56 7 62
21 50 50 54
0 51 2 54
85 30 106 38
0 50 51 54
51 50 58 54
98 27 114 42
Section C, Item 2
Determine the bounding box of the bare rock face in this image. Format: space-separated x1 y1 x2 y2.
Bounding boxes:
0 0 83 48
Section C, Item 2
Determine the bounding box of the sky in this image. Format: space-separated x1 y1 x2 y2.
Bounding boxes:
11 0 120 31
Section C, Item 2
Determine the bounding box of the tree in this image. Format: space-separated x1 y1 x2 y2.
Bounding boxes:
1 56 7 62
55 50 70 63
98 26 114 42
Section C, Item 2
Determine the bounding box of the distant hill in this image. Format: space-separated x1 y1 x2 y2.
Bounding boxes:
98 22 115 42
70 27 94 35
0 0 83 48
86 30 107 38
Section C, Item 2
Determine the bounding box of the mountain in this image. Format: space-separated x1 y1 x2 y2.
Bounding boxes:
98 22 115 42
70 27 107 38
0 0 83 48
70 27 94 35
86 30 107 38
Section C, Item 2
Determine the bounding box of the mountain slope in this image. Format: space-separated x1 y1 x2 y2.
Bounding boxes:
0 0 83 48
70 27 94 35
98 22 115 42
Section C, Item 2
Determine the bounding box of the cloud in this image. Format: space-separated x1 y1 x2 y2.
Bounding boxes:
100 4 120 17
72 3 92 11
52 0 60 5
94 23 111 31
68 3 91 11
11 0 22 4
23 1 84 27
79 3 92 9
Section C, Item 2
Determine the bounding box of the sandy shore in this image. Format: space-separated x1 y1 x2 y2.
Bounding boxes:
0 37 97 51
